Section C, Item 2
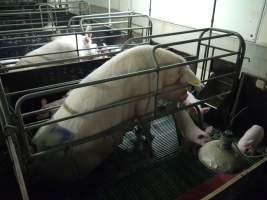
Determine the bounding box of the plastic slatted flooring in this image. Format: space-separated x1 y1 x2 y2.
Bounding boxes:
29 115 215 200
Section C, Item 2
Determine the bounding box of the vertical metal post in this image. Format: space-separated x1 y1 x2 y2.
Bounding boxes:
108 0 111 25
149 0 152 16
0 109 29 200
210 0 217 28
75 33 80 61
201 0 217 80
6 135 30 200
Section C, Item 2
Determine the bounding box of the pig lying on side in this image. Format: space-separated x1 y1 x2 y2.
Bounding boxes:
15 31 98 71
32 45 201 182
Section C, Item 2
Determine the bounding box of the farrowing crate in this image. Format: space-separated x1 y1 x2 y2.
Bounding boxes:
0 11 152 124
0 28 245 200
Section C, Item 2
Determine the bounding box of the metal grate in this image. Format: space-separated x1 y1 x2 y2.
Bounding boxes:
119 115 179 160
28 116 215 200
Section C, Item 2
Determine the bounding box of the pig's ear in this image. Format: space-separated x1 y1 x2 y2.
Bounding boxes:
180 67 202 90
84 25 93 42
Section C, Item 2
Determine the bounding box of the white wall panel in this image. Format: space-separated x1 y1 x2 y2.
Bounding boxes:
151 0 214 28
214 0 265 41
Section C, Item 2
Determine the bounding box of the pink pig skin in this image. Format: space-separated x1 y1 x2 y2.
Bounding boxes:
237 125 264 153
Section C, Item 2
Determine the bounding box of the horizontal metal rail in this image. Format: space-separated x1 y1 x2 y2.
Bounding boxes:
0 9 71 16
79 14 151 30
15 52 238 126
67 11 138 26
29 89 231 158
200 43 237 53
21 71 236 120
0 27 245 170
0 19 70 29
0 47 121 73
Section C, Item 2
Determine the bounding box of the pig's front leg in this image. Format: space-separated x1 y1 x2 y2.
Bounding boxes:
175 110 211 146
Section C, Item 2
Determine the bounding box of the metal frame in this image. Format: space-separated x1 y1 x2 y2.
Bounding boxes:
0 1 80 30
0 6 245 199
0 9 153 200
0 27 245 160
0 11 152 70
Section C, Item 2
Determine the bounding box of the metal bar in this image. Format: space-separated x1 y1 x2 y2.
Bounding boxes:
29 89 231 158
23 104 60 119
197 28 246 129
0 16 149 35
200 43 237 53
0 47 104 72
0 9 71 16
208 47 216 78
24 91 155 130
6 79 80 97
14 51 238 116
0 25 68 34
6 135 30 200
79 14 150 27
211 0 217 28
0 25 246 183
0 27 150 50
67 11 135 26
0 27 125 42
80 20 129 29
0 78 12 117
201 45 209 80
122 28 210 49
17 65 236 132
0 48 119 72
0 18 70 26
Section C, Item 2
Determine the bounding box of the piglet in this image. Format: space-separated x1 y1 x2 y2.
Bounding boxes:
182 91 210 118
176 91 212 146
237 125 264 154
37 97 67 120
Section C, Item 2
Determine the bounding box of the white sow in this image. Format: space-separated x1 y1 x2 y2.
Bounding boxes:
32 45 201 182
15 34 98 71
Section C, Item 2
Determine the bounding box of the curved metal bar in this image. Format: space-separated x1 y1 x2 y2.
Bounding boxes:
67 11 135 28
197 27 246 129
0 27 246 176
122 28 210 50
79 13 151 29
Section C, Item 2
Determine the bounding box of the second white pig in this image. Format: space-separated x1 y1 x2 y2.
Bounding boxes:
15 33 98 71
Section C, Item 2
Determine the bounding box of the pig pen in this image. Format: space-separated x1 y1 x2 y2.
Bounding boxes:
0 22 246 200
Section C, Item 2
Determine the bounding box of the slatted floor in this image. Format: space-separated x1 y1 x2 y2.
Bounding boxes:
28 115 216 200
